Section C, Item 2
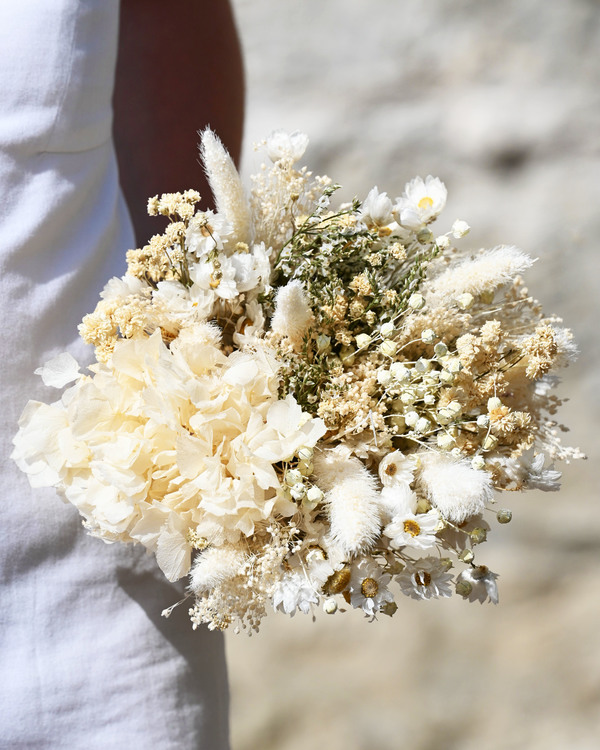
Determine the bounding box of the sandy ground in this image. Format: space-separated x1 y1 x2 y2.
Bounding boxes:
226 2 600 748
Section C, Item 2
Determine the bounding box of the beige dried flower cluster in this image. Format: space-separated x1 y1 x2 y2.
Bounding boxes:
12 130 584 634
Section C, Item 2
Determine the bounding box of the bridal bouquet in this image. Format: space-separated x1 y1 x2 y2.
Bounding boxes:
13 129 583 633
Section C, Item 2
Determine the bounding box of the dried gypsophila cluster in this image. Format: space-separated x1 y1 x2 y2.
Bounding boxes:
12 129 584 635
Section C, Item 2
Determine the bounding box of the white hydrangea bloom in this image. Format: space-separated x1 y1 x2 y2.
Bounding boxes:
34 352 81 389
12 329 325 580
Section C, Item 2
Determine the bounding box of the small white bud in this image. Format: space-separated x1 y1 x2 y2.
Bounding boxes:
482 434 498 451
297 447 314 462
471 455 486 470
404 410 419 427
444 357 462 373
298 460 314 476
446 400 463 418
433 342 448 358
324 598 338 614
400 390 416 405
306 485 324 504
380 322 395 339
450 447 462 459
285 469 303 486
417 228 433 243
476 414 490 428
456 292 475 310
290 483 307 500
421 328 436 344
435 234 451 249
377 368 393 387
390 362 411 382
451 219 471 238
439 369 455 384
408 293 425 310
436 408 453 426
415 417 431 433
437 432 455 450
415 357 431 373
355 333 372 349
424 393 436 406
340 345 355 366
458 549 474 563
456 580 473 597
487 396 503 411
316 334 331 354
497 508 513 524
379 340 398 357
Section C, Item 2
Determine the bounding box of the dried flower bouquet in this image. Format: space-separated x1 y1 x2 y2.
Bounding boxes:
13 130 583 633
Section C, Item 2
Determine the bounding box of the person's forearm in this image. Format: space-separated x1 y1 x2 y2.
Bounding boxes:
113 0 245 245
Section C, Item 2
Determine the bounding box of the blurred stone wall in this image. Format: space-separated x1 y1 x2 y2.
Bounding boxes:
226 2 600 748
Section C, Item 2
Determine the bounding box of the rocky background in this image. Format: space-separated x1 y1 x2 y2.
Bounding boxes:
226 2 600 748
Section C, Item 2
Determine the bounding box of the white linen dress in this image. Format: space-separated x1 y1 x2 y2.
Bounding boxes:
0 2 230 747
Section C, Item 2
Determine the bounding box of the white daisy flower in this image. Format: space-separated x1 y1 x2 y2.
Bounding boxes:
266 129 309 164
359 186 394 227
394 175 447 229
377 484 418 522
272 571 319 616
186 210 233 258
457 565 499 604
378 450 415 488
190 253 238 300
349 557 394 616
397 557 453 600
383 508 441 550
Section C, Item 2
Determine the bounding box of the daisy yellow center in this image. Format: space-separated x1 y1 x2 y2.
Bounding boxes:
361 577 379 598
403 519 421 537
415 571 432 587
418 196 434 210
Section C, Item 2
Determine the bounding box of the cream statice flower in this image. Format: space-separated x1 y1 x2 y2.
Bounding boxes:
349 557 394 616
397 558 453 600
